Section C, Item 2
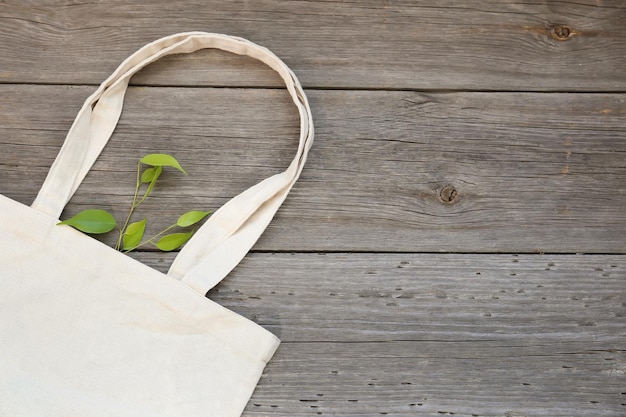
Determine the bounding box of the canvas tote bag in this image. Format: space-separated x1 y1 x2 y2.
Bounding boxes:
0 32 313 416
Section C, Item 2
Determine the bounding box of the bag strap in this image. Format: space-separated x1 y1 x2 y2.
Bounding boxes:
32 32 314 294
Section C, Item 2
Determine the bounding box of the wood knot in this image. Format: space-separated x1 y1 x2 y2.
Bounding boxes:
550 24 574 41
439 184 458 204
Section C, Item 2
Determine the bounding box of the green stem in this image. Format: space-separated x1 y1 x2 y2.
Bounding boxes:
123 223 178 253
115 161 143 251
137 183 151 206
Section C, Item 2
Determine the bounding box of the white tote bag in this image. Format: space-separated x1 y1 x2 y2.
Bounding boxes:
0 32 313 416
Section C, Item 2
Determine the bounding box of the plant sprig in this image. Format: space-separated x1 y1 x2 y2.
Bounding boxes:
57 153 211 252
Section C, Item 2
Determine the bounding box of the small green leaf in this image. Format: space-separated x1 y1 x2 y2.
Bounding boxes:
140 153 187 174
122 218 147 251
155 231 194 251
177 210 212 227
143 166 163 199
57 209 117 234
141 167 160 184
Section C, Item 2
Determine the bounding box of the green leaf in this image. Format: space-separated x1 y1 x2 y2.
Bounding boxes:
143 166 163 199
57 209 117 234
155 231 194 251
140 167 160 184
140 153 187 174
177 210 212 227
122 218 147 251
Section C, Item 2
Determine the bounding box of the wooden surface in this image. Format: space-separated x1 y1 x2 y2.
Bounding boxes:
134 252 625 416
0 1 625 416
1 0 625 91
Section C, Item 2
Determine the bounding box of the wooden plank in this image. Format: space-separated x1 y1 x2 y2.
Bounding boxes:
1 85 625 253
126 252 626 416
0 1 625 91
2 3 624 416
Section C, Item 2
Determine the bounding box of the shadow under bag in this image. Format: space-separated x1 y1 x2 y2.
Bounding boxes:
0 32 314 416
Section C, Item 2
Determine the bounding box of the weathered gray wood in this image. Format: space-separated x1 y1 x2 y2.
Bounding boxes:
1 85 625 253
0 1 625 91
2 2 624 416
127 252 626 416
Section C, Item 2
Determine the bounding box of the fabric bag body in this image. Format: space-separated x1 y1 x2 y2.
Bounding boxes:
0 195 279 416
0 32 313 417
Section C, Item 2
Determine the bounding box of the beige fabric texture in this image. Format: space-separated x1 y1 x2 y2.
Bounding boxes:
0 32 313 417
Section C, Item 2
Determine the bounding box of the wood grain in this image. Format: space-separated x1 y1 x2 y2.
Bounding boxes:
128 252 626 416
1 85 624 253
0 1 624 90
1 2 625 415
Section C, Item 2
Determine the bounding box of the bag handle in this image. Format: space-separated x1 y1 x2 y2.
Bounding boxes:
32 32 314 294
